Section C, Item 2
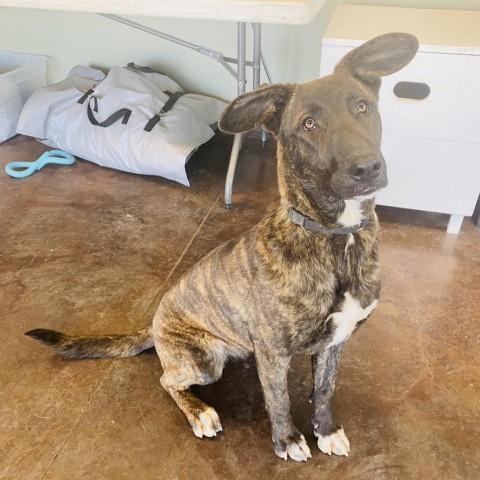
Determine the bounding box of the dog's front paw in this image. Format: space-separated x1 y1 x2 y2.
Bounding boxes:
314 426 350 457
274 432 312 462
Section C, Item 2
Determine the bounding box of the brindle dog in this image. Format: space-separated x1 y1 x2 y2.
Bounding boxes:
26 33 418 461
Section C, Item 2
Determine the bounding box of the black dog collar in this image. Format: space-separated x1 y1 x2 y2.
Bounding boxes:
288 207 368 234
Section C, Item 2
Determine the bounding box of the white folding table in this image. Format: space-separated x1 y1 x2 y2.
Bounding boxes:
0 0 327 205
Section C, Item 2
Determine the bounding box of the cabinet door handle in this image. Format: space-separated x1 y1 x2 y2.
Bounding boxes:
393 81 430 100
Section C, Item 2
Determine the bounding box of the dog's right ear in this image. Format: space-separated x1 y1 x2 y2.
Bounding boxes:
219 84 293 135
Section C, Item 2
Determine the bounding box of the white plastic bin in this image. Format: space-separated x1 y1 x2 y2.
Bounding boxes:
0 51 47 143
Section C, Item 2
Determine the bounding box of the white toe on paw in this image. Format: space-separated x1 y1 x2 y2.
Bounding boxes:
277 450 288 461
287 435 312 462
315 427 350 457
192 422 203 438
191 407 222 438
275 434 312 462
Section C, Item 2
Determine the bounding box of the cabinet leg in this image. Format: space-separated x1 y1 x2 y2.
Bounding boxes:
472 194 480 227
447 214 463 234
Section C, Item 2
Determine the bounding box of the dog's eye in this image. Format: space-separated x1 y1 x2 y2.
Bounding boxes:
357 101 369 114
302 118 317 131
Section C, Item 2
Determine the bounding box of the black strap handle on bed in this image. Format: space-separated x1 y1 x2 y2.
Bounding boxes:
144 91 184 132
78 87 181 130
87 96 132 128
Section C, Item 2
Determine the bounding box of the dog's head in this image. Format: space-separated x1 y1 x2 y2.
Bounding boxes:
219 33 418 211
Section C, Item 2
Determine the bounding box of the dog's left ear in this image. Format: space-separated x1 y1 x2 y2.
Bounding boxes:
219 83 293 135
336 32 419 90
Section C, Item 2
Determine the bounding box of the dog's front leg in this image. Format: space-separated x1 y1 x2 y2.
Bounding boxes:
254 346 312 462
311 342 351 456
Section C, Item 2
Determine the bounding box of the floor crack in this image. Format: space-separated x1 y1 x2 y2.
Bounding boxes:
140 194 221 325
39 363 115 479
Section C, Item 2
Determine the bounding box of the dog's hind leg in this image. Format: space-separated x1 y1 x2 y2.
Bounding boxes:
310 342 351 457
155 325 227 438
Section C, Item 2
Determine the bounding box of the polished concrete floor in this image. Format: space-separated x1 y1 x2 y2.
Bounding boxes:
0 133 479 480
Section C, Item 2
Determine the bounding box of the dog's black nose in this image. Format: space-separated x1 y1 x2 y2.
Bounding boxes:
348 158 382 181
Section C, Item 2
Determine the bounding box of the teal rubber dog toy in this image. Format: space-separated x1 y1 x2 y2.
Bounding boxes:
5 150 75 178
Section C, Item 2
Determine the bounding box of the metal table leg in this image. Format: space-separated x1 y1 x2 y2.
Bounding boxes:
224 22 247 208
252 23 261 89
252 23 268 145
224 22 268 207
224 133 243 208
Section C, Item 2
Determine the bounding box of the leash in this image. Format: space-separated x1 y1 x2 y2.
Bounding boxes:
288 207 368 234
5 150 76 178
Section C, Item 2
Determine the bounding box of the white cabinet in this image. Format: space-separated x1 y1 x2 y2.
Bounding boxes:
320 5 480 233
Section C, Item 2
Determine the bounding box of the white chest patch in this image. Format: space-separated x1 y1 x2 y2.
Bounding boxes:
328 293 378 347
338 194 377 227
338 200 363 227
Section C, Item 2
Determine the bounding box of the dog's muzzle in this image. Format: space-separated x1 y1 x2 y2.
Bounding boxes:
333 153 388 198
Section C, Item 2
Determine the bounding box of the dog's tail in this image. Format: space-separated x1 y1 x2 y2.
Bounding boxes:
24 326 154 360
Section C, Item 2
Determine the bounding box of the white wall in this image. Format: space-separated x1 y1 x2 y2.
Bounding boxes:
0 0 479 101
